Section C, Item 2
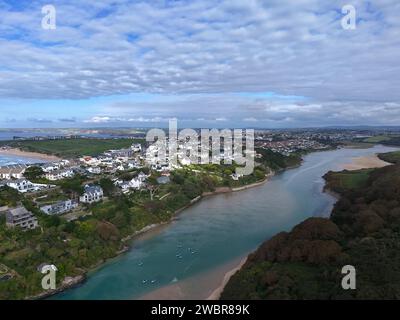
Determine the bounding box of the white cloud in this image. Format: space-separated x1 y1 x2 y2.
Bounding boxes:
0 0 399 127
83 116 111 123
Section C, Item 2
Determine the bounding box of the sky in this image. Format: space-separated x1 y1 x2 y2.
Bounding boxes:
0 0 399 128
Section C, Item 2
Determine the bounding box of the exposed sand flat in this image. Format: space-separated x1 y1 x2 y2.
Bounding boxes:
138 255 247 300
341 154 391 171
207 257 247 300
0 148 60 162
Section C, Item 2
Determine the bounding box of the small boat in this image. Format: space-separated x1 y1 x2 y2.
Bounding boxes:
151 279 157 284
142 280 148 284
138 262 144 266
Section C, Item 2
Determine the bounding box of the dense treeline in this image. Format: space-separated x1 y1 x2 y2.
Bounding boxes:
381 136 400 147
378 151 400 164
256 148 302 171
222 154 400 299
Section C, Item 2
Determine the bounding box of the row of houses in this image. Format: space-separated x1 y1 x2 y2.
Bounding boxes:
0 164 29 180
78 143 144 175
45 168 75 181
0 179 54 193
41 160 71 173
2 185 105 231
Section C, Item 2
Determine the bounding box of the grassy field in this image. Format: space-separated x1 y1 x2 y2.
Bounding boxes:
1 138 140 158
378 151 400 164
364 135 392 143
324 168 373 193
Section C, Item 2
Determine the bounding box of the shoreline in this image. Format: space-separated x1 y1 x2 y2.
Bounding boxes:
207 256 248 300
0 147 60 162
340 153 391 171
28 148 394 300
33 173 273 300
138 255 248 300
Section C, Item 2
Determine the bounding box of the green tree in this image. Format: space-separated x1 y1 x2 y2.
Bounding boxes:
23 166 44 181
99 178 116 196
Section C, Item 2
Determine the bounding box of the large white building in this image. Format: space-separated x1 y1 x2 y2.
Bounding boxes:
40 199 78 215
79 185 104 204
6 179 33 193
45 169 74 181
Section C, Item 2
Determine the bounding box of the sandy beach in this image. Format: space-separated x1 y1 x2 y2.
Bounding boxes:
341 154 391 171
139 255 247 300
206 257 247 300
0 147 60 162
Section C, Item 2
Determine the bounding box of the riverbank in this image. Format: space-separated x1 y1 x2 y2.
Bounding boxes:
139 255 248 300
0 147 60 162
208 150 395 299
207 256 248 300
340 153 391 170
221 150 400 300
34 174 273 300
47 145 400 300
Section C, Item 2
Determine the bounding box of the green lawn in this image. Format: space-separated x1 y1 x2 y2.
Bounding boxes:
378 151 400 164
364 135 392 143
2 138 140 158
324 169 373 193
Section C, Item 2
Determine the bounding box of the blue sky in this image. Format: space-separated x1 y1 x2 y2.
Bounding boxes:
0 0 399 128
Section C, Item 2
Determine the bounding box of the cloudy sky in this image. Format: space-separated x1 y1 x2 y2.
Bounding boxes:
0 0 399 128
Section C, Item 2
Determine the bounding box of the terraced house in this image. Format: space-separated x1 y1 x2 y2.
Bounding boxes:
0 164 28 180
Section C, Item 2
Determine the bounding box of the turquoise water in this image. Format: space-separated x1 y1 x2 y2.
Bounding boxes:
53 145 398 300
0 155 44 166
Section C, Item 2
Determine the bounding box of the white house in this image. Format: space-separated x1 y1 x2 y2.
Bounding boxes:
129 177 143 190
137 171 149 182
40 199 78 215
117 181 131 193
79 185 104 204
41 163 60 173
131 143 142 152
117 164 125 171
45 169 74 181
87 166 101 174
6 179 33 193
126 160 142 170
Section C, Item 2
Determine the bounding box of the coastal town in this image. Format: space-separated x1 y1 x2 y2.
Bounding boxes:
0 128 399 231
0 127 399 299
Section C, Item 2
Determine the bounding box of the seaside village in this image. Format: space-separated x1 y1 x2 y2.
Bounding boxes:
0 142 149 230
0 139 250 231
0 129 342 232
